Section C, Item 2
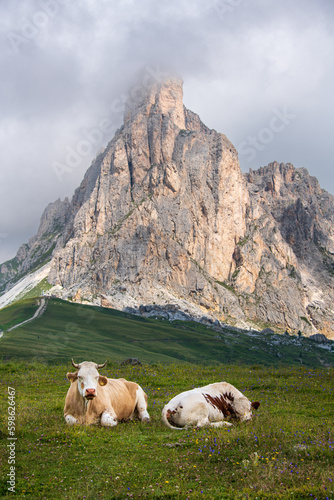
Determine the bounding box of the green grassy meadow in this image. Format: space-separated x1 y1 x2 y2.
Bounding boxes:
0 361 333 499
0 298 333 498
1 298 334 367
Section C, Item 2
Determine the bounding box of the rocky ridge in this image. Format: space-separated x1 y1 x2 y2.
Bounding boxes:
235 163 334 336
0 198 70 293
1 78 333 338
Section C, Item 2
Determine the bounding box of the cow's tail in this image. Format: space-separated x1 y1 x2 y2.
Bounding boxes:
161 405 184 430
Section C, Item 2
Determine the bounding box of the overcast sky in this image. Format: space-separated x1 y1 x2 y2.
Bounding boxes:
1 0 333 263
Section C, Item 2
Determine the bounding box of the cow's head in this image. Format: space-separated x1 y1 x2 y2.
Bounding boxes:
233 397 260 422
67 359 108 400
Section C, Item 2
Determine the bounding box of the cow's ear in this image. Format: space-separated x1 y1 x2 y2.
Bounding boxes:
99 376 108 386
251 401 260 410
67 372 78 382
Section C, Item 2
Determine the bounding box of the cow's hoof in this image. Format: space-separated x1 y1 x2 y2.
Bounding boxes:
101 412 118 427
65 415 79 425
140 410 151 422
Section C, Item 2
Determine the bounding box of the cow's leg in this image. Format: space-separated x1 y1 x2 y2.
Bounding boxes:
65 414 79 425
136 387 150 422
101 410 118 427
191 416 210 428
210 421 233 428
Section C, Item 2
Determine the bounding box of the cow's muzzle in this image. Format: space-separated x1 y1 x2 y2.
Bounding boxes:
85 388 96 399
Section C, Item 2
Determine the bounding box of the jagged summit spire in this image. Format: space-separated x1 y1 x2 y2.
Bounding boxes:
124 74 185 130
121 74 187 187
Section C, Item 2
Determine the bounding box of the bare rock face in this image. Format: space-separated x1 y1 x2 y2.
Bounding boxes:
48 78 249 323
1 79 334 339
0 198 70 293
233 162 334 337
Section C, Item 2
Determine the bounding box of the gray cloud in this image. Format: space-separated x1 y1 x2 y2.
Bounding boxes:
1 0 334 262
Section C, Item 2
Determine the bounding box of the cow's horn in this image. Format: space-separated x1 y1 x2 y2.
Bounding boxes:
96 360 107 369
71 358 80 369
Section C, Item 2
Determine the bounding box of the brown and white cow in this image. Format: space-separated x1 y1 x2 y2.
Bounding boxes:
64 359 150 426
162 382 260 429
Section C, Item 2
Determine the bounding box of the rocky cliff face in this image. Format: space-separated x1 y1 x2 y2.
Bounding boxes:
234 163 334 336
1 78 334 338
48 78 249 322
0 198 70 293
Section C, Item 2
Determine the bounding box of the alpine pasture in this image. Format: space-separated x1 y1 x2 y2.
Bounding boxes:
0 298 333 499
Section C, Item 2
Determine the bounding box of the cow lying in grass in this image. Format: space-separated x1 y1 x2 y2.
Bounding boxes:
64 359 150 426
162 382 260 429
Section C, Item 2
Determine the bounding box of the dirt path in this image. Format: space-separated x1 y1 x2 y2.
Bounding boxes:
6 298 48 332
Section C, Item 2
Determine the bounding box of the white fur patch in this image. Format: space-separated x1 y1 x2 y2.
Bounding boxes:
101 411 118 427
140 410 150 422
65 414 79 425
211 421 233 427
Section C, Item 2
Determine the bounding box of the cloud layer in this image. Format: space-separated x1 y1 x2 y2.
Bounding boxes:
1 0 333 262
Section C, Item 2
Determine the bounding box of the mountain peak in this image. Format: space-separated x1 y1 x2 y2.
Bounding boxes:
124 76 185 130
2 77 334 339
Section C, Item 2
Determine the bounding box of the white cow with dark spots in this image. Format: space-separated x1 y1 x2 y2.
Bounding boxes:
162 382 260 429
64 359 150 426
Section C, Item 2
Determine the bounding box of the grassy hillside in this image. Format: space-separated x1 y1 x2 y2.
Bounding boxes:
0 299 39 331
0 299 333 498
0 360 333 499
0 297 334 367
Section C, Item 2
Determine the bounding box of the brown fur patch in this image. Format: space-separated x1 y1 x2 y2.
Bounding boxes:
67 372 78 382
203 393 236 417
123 380 138 401
224 392 235 402
251 401 260 410
166 408 182 427
166 408 177 420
